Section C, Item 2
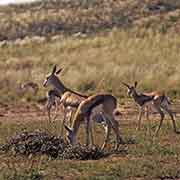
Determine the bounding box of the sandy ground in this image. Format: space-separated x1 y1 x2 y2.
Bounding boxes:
1 100 180 124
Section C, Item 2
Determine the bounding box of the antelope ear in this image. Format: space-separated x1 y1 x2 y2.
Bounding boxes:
134 81 138 87
64 124 72 132
56 68 62 75
52 65 57 74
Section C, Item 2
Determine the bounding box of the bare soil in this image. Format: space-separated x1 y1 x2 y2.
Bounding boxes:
1 100 180 124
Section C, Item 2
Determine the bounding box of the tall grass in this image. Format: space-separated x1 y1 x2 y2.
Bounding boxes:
1 29 180 102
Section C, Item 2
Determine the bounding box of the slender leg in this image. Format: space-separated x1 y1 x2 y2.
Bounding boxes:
154 104 165 136
114 121 123 150
145 106 151 136
85 115 90 146
107 115 123 150
145 106 149 121
46 104 52 132
47 107 51 124
137 107 143 130
52 100 59 122
162 105 178 133
101 124 111 150
46 102 52 124
67 109 73 126
60 106 67 137
90 120 94 145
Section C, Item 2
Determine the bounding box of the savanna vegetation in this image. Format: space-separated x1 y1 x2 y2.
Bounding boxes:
0 0 180 179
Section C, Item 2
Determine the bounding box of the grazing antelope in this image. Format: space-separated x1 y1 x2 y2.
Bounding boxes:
43 65 88 135
122 81 178 135
20 81 39 95
64 93 124 150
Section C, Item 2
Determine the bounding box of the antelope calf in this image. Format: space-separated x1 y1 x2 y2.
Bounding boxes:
64 93 124 150
122 81 178 135
45 89 61 123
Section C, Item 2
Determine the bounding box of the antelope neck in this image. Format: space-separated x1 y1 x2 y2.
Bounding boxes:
52 78 69 94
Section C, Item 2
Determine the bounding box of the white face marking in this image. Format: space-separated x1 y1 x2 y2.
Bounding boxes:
43 79 48 87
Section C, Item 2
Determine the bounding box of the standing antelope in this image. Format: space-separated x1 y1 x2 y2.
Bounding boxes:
43 65 88 136
122 81 178 135
64 93 124 150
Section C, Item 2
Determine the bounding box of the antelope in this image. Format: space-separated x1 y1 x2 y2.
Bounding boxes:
20 81 39 95
64 93 124 150
43 65 89 136
122 81 178 135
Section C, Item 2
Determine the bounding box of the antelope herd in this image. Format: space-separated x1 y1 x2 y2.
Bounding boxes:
23 65 179 150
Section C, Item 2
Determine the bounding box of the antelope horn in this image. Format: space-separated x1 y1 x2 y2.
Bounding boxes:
52 65 57 74
56 68 63 75
121 82 130 88
64 124 72 132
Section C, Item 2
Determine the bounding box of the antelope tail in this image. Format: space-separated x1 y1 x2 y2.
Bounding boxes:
113 108 122 116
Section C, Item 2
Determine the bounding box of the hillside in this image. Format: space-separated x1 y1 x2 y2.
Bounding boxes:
0 0 180 41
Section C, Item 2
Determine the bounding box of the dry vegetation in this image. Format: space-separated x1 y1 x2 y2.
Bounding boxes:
1 0 180 179
0 0 180 40
1 30 180 102
0 1 180 102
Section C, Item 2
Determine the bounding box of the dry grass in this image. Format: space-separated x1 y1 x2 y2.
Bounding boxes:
1 0 180 40
0 29 180 102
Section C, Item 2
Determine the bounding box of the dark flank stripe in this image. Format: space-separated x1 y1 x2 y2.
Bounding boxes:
138 94 154 106
82 94 117 115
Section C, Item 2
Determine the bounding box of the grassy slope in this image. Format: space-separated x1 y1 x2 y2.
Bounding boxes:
1 30 180 102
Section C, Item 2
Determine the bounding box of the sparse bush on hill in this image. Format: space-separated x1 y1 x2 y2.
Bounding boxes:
0 0 180 41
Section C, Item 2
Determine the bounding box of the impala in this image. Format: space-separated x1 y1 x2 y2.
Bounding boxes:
43 65 88 136
122 81 178 135
64 93 124 150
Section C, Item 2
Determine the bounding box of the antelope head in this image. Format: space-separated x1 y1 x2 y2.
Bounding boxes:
122 81 138 97
43 65 62 87
64 125 76 145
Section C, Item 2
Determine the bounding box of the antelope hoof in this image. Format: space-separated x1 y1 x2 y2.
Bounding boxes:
136 127 141 131
114 144 120 151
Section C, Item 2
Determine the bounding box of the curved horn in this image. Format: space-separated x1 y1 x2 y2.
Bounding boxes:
121 82 130 88
134 81 138 87
52 65 57 74
64 124 72 132
56 68 63 75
